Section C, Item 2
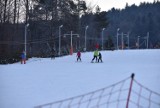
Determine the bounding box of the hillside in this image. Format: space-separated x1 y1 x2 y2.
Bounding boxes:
0 50 160 108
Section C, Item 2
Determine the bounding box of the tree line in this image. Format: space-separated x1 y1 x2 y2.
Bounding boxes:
0 0 160 63
0 0 107 61
105 1 160 49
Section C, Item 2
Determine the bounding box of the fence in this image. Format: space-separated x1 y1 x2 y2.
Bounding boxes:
34 73 160 108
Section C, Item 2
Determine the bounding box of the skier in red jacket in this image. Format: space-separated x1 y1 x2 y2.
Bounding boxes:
77 50 81 62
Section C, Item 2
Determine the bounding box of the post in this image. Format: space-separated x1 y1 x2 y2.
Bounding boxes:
147 32 149 49
121 32 124 50
117 28 120 50
70 31 73 55
127 32 130 49
126 73 135 108
71 31 72 49
102 28 105 50
76 35 80 50
85 26 88 51
138 36 140 49
24 23 29 58
59 25 63 56
79 39 80 49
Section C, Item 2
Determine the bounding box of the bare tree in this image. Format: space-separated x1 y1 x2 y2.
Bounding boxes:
3 0 8 23
0 0 3 23
25 0 29 23
13 0 17 24
16 0 20 23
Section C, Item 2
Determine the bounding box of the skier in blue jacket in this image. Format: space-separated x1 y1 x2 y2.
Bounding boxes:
21 51 26 64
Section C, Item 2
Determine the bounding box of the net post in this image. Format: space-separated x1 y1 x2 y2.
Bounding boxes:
126 73 135 108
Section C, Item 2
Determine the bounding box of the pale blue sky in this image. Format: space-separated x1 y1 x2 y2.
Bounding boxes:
86 0 156 11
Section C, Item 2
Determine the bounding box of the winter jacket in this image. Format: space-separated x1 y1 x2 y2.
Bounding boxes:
94 50 99 56
21 53 26 59
99 53 102 58
77 51 81 57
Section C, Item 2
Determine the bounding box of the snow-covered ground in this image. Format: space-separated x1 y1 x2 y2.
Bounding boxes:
0 49 160 108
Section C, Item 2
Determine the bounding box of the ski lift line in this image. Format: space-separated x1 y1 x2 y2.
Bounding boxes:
0 36 147 46
0 38 49 44
26 36 60 43
27 40 53 44
0 37 54 44
27 37 65 44
139 36 148 40
0 40 52 45
34 77 130 108
138 40 146 48
28 34 114 43
64 34 79 35
27 39 52 43
27 34 78 44
115 36 135 39
22 35 76 44
0 41 24 43
0 36 60 45
1 34 145 45
27 37 55 41
0 41 24 45
0 39 51 45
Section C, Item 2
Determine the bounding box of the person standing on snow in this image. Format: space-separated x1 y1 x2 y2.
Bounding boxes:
21 51 26 64
77 50 81 61
91 50 99 62
98 52 103 63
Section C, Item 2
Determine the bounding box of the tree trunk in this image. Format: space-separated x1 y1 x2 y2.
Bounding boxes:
25 0 29 23
17 0 20 23
3 0 8 23
13 0 17 24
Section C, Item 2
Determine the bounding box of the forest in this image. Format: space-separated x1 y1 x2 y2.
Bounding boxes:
106 1 160 49
0 0 160 63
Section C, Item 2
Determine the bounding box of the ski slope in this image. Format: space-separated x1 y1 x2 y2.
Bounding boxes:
0 49 160 108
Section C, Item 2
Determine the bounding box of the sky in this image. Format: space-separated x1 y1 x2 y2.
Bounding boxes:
85 0 156 11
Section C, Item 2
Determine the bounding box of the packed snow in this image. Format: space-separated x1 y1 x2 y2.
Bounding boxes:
0 49 160 108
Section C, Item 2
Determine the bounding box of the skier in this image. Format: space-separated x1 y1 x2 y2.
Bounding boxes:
98 52 103 63
91 50 99 63
77 50 81 61
21 51 26 64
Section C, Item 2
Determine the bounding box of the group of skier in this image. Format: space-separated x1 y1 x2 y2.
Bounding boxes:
76 49 103 63
20 48 102 64
91 50 102 63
